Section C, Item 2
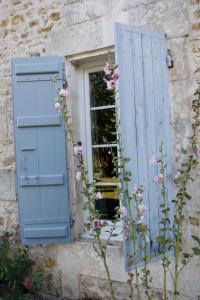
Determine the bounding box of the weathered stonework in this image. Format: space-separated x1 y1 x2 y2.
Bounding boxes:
0 0 199 299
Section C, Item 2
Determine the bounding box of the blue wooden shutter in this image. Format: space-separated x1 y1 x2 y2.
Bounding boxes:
115 23 173 269
12 56 71 245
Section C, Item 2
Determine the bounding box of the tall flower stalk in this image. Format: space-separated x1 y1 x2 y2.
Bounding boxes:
54 86 116 300
171 83 200 299
108 63 153 300
151 143 171 300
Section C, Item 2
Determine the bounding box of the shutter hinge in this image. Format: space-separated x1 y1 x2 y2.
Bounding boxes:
70 216 75 228
166 49 173 68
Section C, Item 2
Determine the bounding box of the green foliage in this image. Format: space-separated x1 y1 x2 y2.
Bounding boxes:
0 232 46 298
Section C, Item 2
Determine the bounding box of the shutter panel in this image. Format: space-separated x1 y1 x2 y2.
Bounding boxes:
115 23 173 269
12 56 71 245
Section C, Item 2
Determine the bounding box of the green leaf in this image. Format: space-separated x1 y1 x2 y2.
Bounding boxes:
192 247 200 255
191 235 200 245
181 148 187 154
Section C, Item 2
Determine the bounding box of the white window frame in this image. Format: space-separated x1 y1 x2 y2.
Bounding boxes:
77 58 123 240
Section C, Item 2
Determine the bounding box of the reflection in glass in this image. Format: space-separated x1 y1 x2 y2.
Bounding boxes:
95 186 119 220
89 71 115 107
91 108 116 145
92 147 118 183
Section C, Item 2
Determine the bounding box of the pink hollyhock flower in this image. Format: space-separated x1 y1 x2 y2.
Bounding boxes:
113 63 119 69
192 153 197 160
138 215 144 224
174 171 181 180
112 72 119 81
133 184 139 193
23 277 31 290
55 102 62 111
192 145 200 160
91 218 101 230
150 154 158 164
119 206 128 218
196 145 200 157
96 192 103 199
145 235 150 244
104 62 112 75
154 173 165 183
106 79 116 90
74 145 83 156
75 171 81 182
138 203 147 215
137 192 143 199
59 89 69 98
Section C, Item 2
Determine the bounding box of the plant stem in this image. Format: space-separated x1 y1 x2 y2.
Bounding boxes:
96 234 116 300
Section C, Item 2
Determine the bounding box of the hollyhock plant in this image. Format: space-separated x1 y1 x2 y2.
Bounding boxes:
150 154 158 164
54 102 62 112
192 144 200 159
106 79 116 90
91 218 102 230
138 203 147 215
112 72 120 81
103 62 119 91
154 173 165 183
75 171 81 182
59 88 69 98
118 206 128 219
174 171 181 180
133 184 139 193
74 144 83 156
96 191 103 199
104 62 112 75
23 277 31 290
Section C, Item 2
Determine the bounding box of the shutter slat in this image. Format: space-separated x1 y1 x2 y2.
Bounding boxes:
17 115 61 127
20 174 64 186
15 63 60 75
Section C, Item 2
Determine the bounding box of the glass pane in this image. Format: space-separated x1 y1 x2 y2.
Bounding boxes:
89 71 115 107
91 108 116 144
95 186 119 220
92 147 118 183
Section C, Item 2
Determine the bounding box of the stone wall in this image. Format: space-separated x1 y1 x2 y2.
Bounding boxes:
0 0 199 299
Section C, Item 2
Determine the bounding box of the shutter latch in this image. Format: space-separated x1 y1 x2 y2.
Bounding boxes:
166 49 173 68
70 216 75 228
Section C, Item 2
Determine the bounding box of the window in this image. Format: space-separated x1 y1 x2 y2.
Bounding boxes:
82 65 119 221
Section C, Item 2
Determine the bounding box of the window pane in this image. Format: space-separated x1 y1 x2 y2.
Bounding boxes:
95 186 119 220
89 71 115 107
91 108 116 144
92 147 118 183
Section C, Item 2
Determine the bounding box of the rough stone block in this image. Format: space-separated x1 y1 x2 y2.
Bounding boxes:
29 20 39 27
192 23 200 30
11 0 21 4
194 9 200 18
0 19 9 27
128 0 190 37
38 23 53 33
11 15 24 25
0 216 4 225
190 0 200 4
50 12 61 21
63 0 111 26
0 169 16 201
